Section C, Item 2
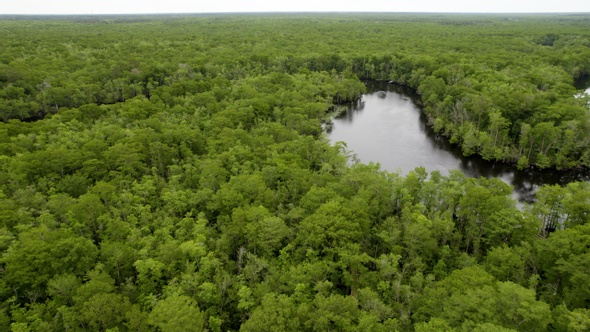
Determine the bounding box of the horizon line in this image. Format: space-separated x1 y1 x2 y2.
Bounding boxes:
2 11 590 16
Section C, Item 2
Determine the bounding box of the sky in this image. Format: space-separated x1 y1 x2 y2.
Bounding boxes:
1 0 590 15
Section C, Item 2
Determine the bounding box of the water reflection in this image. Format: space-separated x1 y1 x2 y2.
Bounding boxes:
327 81 590 203
574 75 590 91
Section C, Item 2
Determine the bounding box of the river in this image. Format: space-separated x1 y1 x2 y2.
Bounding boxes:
327 81 589 203
575 75 590 94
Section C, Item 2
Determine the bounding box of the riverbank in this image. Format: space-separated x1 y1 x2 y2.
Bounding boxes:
327 80 590 203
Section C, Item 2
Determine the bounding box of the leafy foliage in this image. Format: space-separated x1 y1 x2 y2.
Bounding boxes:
0 13 589 331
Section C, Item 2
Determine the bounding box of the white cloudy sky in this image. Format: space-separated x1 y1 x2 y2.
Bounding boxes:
1 0 589 15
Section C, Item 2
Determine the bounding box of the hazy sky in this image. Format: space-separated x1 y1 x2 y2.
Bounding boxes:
1 0 590 15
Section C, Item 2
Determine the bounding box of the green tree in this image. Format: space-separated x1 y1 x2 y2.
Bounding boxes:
416 266 551 331
2 226 98 303
149 293 205 332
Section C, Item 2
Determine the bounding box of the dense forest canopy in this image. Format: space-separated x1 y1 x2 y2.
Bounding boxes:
1 13 590 331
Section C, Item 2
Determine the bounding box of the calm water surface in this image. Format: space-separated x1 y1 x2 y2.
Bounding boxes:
575 75 590 94
327 81 590 203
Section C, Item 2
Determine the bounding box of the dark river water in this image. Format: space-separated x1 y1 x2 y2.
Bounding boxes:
327 81 590 203
575 75 590 94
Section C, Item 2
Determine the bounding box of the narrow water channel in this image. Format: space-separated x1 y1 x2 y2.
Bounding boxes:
575 75 590 94
327 81 589 203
